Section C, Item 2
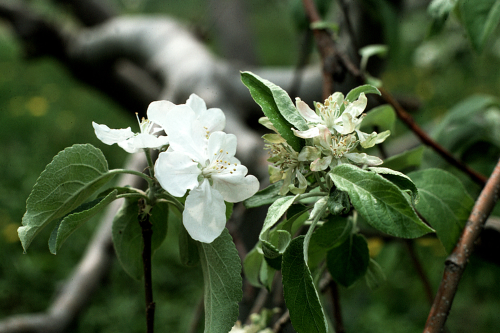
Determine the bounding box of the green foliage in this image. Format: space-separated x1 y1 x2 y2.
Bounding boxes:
178 223 200 267
197 228 243 333
369 167 420 204
327 234 370 287
240 71 305 152
345 84 381 104
409 169 474 253
460 0 500 52
329 164 434 238
428 0 458 35
381 146 425 172
244 181 282 209
308 216 353 267
111 200 169 280
49 190 117 254
282 236 328 333
361 104 396 133
18 144 115 252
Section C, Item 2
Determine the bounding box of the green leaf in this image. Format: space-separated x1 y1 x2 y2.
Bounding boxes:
427 0 458 34
259 195 298 242
345 84 381 103
244 181 283 209
49 190 118 254
112 200 169 280
409 169 474 253
382 146 425 172
460 0 500 52
369 167 420 204
327 234 370 287
360 104 396 133
359 44 389 72
365 258 386 290
198 228 242 333
241 71 305 152
329 164 433 238
19 144 115 252
243 246 265 287
308 216 352 268
282 236 328 333
179 224 200 267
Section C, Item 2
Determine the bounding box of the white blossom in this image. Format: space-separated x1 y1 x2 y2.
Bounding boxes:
92 101 172 153
155 105 258 243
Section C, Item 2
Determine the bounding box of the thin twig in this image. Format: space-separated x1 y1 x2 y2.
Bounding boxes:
404 240 434 305
138 200 155 333
423 158 500 333
329 280 345 333
272 309 290 333
299 0 487 188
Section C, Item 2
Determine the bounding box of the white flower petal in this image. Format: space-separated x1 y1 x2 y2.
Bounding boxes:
162 105 207 161
146 100 176 130
212 172 259 203
207 132 237 158
345 93 367 118
183 179 227 243
130 133 169 150
296 98 320 123
186 93 207 115
92 122 134 145
292 127 320 139
155 151 201 197
311 156 332 171
345 152 383 166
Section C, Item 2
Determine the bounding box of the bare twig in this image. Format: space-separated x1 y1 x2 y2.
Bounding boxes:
272 309 290 333
0 154 147 333
299 0 488 188
329 280 345 333
423 158 500 333
404 240 434 305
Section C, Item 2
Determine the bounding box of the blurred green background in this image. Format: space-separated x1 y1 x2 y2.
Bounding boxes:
1 0 499 332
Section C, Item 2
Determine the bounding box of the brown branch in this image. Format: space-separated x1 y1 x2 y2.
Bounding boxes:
423 158 500 333
299 0 487 188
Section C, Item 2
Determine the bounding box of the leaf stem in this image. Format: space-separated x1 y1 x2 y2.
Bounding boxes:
303 198 328 262
144 149 155 179
109 169 154 189
296 191 329 201
138 199 155 333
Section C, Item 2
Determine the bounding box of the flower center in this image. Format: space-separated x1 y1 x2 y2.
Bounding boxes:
202 149 238 177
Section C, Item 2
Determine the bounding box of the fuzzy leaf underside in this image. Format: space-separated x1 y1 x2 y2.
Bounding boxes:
198 228 243 333
19 144 114 252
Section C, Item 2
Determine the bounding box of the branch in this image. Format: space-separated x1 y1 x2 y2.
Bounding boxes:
0 154 148 333
423 158 500 333
299 0 487 187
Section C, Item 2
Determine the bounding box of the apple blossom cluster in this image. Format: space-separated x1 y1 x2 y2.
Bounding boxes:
93 94 259 243
265 92 389 195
